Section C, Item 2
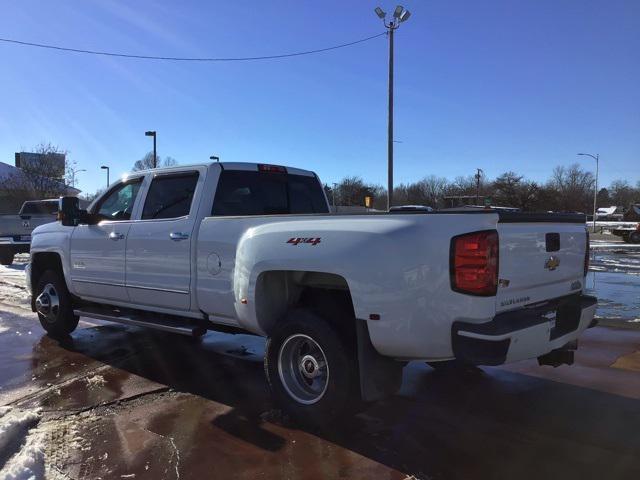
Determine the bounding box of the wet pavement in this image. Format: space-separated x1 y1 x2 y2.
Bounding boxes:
587 239 640 326
0 247 639 480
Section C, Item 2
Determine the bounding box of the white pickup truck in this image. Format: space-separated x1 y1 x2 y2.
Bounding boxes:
0 199 59 265
26 162 596 422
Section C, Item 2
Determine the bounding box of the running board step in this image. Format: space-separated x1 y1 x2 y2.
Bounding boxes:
73 306 207 337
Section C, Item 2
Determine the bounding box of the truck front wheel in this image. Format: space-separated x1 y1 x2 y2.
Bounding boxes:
35 270 79 338
629 231 640 244
264 309 360 426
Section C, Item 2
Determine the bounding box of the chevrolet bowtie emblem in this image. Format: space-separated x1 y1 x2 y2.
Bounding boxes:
544 256 560 271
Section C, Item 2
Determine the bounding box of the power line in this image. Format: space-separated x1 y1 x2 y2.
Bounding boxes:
0 32 386 62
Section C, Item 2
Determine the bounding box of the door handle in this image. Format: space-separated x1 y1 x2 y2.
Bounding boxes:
169 232 189 241
109 232 125 241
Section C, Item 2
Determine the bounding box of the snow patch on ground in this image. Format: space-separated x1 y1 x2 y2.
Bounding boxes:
85 375 106 389
0 407 41 454
0 407 43 479
0 406 88 479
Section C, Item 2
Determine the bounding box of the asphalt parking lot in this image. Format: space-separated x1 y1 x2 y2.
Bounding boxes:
0 239 639 480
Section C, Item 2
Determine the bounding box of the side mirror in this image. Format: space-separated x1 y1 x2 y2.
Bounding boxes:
58 196 80 226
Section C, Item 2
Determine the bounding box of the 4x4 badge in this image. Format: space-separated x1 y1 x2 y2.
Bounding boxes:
545 256 560 271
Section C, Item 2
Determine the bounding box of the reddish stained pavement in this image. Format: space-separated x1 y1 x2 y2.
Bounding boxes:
1 300 639 480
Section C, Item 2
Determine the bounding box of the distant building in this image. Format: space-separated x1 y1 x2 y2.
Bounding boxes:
0 160 79 214
15 151 66 180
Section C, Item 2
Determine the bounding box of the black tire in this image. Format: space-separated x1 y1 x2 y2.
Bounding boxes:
629 231 640 244
264 308 361 427
35 269 79 337
0 249 14 266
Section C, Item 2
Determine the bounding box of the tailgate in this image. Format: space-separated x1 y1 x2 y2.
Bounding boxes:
496 214 587 313
0 216 27 238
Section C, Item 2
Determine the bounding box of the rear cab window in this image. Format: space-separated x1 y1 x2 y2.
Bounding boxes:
212 170 328 216
20 201 58 215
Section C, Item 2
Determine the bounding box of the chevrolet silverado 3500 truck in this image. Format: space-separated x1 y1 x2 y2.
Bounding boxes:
26 162 596 421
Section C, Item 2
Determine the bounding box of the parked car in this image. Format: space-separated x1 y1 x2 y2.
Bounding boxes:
26 162 596 423
611 223 640 243
0 199 59 265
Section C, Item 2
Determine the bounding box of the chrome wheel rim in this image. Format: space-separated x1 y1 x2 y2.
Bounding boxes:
278 334 329 405
35 283 60 323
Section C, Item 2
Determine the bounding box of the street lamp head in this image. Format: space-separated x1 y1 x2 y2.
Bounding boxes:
101 165 108 170
145 131 156 137
399 8 411 22
374 7 386 19
393 5 404 18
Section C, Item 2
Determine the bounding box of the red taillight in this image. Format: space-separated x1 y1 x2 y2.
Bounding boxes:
258 164 286 173
450 230 499 296
584 230 590 277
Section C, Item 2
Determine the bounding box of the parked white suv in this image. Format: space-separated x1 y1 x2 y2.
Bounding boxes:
26 162 597 422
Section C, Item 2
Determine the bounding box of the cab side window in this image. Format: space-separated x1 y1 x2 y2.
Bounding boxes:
94 179 143 221
141 172 199 220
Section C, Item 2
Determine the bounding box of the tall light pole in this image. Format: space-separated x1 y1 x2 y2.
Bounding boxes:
145 131 157 168
68 167 86 189
375 5 411 210
577 153 599 232
100 165 110 188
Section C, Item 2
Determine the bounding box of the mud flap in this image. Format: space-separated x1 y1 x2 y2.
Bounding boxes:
537 340 577 367
355 320 404 402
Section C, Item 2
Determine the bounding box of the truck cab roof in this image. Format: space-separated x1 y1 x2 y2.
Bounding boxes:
128 162 317 178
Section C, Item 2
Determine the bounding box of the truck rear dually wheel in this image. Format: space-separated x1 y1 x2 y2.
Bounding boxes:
35 270 79 338
264 309 361 427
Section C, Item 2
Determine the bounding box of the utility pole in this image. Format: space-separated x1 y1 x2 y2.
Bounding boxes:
475 168 483 205
387 24 394 210
375 6 411 210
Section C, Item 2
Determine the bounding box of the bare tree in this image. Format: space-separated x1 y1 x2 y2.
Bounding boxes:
395 175 449 208
132 152 178 171
334 176 384 208
548 164 594 212
608 179 638 208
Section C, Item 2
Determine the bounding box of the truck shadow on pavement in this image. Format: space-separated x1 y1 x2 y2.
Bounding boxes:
40 323 640 480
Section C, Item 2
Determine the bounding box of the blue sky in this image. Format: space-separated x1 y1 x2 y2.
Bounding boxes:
0 0 638 195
